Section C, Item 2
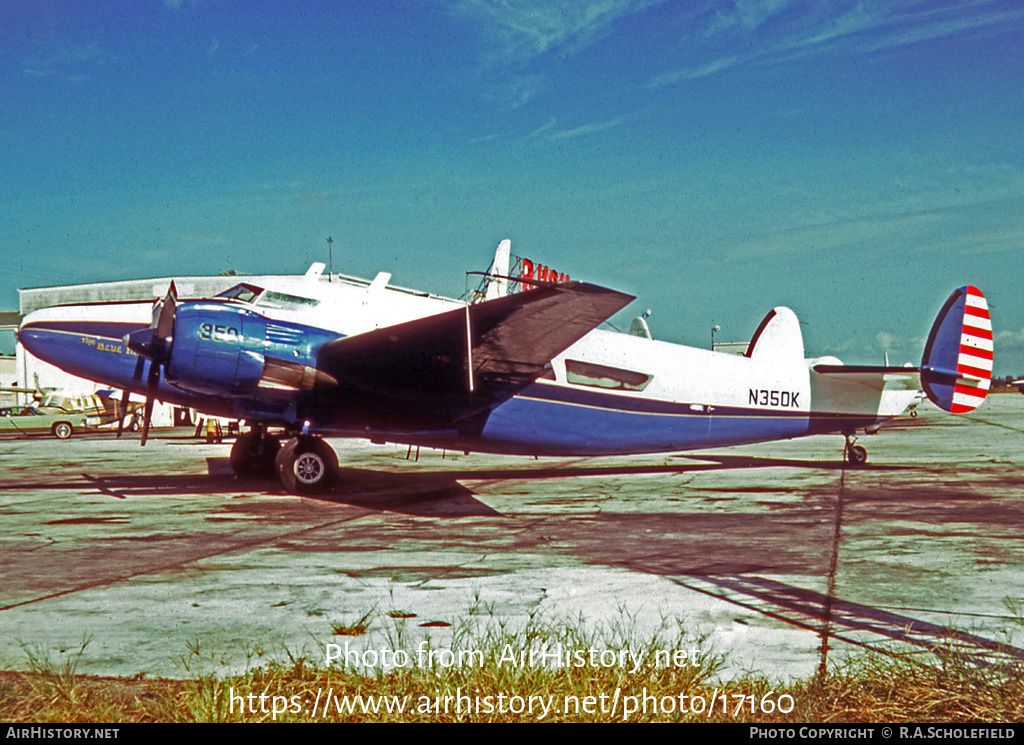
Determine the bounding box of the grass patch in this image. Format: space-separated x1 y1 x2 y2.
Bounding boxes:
2 615 1022 723
331 611 373 637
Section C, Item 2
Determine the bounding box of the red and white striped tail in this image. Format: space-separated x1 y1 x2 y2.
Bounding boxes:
951 286 992 413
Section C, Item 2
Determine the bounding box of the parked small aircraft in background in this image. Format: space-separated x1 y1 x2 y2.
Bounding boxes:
18 242 992 492
0 385 142 435
37 389 145 428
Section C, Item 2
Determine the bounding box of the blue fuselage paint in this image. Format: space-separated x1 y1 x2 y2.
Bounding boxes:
473 384 814 455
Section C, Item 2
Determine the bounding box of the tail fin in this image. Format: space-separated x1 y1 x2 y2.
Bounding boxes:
921 286 992 413
483 239 511 300
746 307 805 363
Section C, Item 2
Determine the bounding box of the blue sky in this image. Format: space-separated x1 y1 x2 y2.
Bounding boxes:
2 0 1023 374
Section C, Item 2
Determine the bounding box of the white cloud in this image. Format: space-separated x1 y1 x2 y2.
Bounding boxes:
546 117 625 141
875 331 896 351
705 0 793 36
647 54 747 86
995 328 1024 356
649 1 1024 86
529 117 559 138
524 114 624 142
449 0 655 60
21 40 109 79
505 73 546 108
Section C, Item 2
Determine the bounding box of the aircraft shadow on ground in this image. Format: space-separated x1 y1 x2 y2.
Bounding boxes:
673 574 1024 669
254 452 917 515
325 451 917 488
0 451 921 514
6 452 1014 666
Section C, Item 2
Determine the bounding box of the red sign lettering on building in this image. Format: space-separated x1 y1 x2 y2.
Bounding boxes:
520 258 569 284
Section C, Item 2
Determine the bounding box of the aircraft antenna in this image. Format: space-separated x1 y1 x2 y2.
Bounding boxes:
326 236 334 281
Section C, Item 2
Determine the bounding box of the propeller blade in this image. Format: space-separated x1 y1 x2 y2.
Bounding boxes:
116 395 126 438
155 282 177 342
140 360 161 447
130 282 178 362
118 357 146 439
133 285 176 447
140 396 153 446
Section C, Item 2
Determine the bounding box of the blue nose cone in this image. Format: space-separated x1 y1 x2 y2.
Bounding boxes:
18 320 139 387
17 324 57 363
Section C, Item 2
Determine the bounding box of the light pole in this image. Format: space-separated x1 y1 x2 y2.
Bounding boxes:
711 325 720 351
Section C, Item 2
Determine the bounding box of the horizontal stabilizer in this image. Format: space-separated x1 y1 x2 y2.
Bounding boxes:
813 365 919 375
921 285 992 413
810 364 921 398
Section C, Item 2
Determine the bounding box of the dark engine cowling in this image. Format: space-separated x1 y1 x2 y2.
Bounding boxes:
165 302 271 396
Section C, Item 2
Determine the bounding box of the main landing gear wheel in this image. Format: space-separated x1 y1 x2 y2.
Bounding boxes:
230 431 282 480
844 435 868 467
275 437 338 494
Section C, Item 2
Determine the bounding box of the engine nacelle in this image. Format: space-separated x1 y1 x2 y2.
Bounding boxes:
166 303 270 397
163 302 339 400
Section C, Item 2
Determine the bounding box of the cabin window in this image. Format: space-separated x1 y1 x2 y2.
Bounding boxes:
564 360 652 391
257 290 320 310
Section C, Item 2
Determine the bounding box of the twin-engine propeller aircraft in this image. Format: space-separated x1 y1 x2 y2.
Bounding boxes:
18 242 992 493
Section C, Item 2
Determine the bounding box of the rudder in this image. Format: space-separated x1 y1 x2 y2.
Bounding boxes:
921 285 992 413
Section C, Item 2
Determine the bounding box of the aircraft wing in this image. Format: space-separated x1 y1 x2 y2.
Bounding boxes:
315 281 633 421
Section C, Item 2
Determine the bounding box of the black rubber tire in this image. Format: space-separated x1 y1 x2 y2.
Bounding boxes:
52 422 73 439
230 432 282 480
275 437 338 494
847 444 868 466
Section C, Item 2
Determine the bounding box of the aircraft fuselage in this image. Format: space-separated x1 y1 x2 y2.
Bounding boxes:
18 276 918 457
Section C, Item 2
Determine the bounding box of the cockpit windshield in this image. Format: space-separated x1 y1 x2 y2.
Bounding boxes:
215 283 320 310
216 283 263 303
